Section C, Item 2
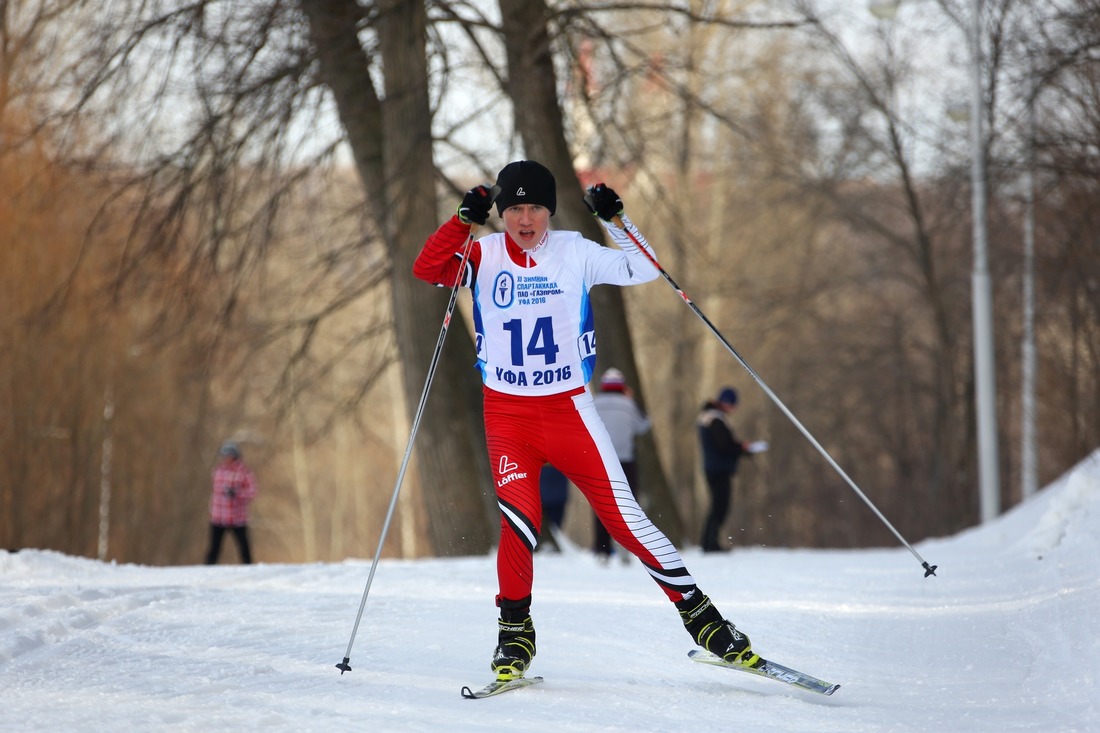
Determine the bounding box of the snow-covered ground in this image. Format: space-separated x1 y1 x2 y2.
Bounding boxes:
3 450 1098 732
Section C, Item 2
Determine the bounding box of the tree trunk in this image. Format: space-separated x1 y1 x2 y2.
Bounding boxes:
376 0 494 554
498 0 684 544
302 0 493 556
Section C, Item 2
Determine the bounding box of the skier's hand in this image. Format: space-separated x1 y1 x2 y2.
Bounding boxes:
457 185 494 226
583 183 624 222
225 487 237 499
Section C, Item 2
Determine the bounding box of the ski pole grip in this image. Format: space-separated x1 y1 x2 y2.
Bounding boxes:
468 185 500 237
582 186 625 228
583 190 596 214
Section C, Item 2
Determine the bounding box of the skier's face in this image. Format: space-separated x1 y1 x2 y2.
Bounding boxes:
502 204 550 250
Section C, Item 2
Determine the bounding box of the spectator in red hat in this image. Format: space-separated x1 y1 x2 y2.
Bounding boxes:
591 368 650 562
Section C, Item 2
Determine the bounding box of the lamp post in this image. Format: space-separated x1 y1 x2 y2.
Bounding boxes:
870 0 1000 522
1020 52 1038 500
966 0 1000 522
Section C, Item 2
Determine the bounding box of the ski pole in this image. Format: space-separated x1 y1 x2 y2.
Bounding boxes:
595 202 936 578
337 191 499 674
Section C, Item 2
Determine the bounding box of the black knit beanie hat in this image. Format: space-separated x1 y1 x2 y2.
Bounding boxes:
494 160 557 216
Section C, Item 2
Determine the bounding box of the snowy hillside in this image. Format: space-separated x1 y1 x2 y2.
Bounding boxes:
2 450 1098 732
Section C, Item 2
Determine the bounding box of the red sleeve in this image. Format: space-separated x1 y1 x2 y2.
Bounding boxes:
413 214 479 286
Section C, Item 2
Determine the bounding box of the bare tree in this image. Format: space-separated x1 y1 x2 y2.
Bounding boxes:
27 0 499 559
300 0 495 555
1024 0 1100 472
497 0 694 543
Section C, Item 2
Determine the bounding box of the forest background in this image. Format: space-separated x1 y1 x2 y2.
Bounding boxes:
1 0 1097 566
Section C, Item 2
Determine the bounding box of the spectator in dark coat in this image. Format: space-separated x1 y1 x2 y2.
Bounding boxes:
537 463 570 552
697 388 749 553
540 463 569 529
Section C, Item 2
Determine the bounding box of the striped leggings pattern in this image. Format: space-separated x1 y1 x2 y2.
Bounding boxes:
484 387 695 603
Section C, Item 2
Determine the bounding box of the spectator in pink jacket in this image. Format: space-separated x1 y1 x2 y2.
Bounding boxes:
204 441 258 564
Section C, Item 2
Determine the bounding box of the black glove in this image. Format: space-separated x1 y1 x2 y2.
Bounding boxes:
225 487 237 499
583 183 624 222
457 184 494 226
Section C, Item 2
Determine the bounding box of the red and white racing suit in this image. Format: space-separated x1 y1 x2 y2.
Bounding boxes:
414 214 696 603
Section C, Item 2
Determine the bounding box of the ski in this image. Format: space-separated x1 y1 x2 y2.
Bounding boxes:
460 675 544 699
688 649 840 696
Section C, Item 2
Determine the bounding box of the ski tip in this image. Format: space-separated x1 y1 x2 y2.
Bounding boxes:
461 675 544 699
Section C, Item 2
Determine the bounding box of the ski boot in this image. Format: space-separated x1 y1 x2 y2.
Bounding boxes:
490 595 536 681
676 589 760 667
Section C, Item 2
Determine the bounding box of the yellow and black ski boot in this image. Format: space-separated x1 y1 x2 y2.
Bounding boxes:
490 595 536 681
676 589 760 667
